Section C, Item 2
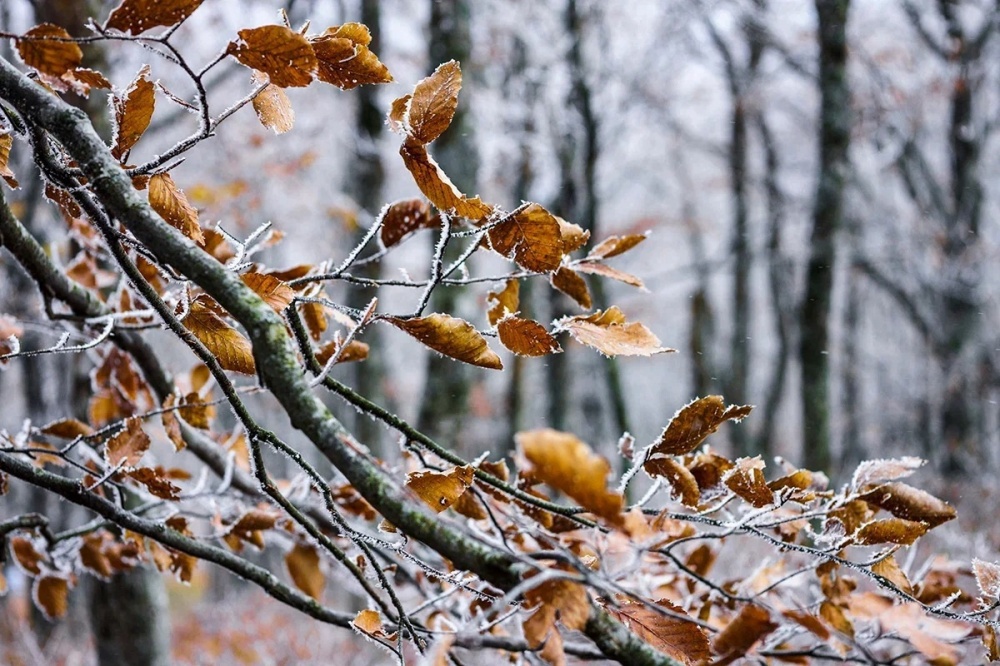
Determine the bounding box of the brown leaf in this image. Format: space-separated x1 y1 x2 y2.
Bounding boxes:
497 315 561 357
32 575 69 621
644 456 700 507
819 601 854 638
106 418 150 467
224 509 278 551
178 392 214 429
851 456 923 489
572 261 645 289
879 602 968 665
712 605 777 658
782 610 830 641
399 140 492 220
550 266 592 309
387 94 410 134
872 555 913 595
601 598 710 665
558 218 590 254
149 173 203 244
405 465 474 513
182 299 256 374
300 300 328 341
859 482 955 528
126 467 181 499
0 133 18 188
486 280 520 327
285 543 325 600
79 533 113 579
518 429 623 522
973 559 1000 600
227 26 317 88
523 578 589 648
11 536 43 575
855 518 928 546
388 313 502 369
587 233 648 260
723 457 774 508
41 418 94 439
406 60 461 145
240 272 294 312
250 71 294 134
111 65 155 160
488 203 564 273
106 0 204 34
648 396 752 458
311 24 392 90
377 198 441 249
161 395 185 451
16 24 82 77
555 306 673 357
352 609 397 640
315 338 369 365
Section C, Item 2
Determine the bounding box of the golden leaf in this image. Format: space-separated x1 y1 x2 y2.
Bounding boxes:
405 465 474 513
227 26 317 88
126 467 181 499
517 428 623 522
723 457 774 508
497 315 561 357
41 418 94 439
872 555 913 595
550 266 592 309
148 173 203 244
859 482 955 528
405 60 462 144
285 543 325 600
178 392 215 429
587 233 648 260
250 71 294 134
316 338 369 365
572 261 644 289
601 598 710 665
486 279 519 326
644 456 700 507
782 610 831 641
224 509 278 551
106 0 205 34
523 578 589 648
854 518 928 546
648 396 752 458
377 199 441 249
161 394 185 451
16 24 82 78
300 300 328 341
32 576 70 621
111 65 155 160
711 605 777 659
399 140 492 220
182 299 256 374
0 133 18 188
555 306 674 357
311 24 392 90
388 313 502 370
11 536 43 575
79 533 113 579
557 218 590 254
240 272 294 312
487 203 564 273
106 418 150 467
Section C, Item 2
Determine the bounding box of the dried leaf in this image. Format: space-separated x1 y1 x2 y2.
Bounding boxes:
648 396 752 458
518 429 623 522
224 509 278 551
352 609 397 639
587 233 648 260
523 578 589 649
377 199 440 249
240 272 294 312
723 457 774 508
285 543 324 600
149 173 203 244
406 60 461 144
126 467 181 499
311 24 392 90
388 313 502 369
111 65 155 160
497 315 561 357
41 419 94 439
178 392 214 429
387 94 410 134
644 456 700 507
557 218 590 254
79 533 113 579
300 300 328 341
399 140 491 220
880 602 968 664
855 518 928 546
488 204 564 273
11 537 43 575
872 555 913 595
851 456 924 489
712 604 777 658
555 306 673 357
182 299 256 374
106 0 204 34
0 133 18 188
250 71 294 134
32 575 69 620
16 24 82 77
820 601 854 637
486 279 520 327
572 261 645 289
106 418 150 467
550 266 592 309
601 598 710 665
782 609 830 641
405 465 474 513
316 338 369 365
859 482 955 528
161 395 185 451
227 26 317 88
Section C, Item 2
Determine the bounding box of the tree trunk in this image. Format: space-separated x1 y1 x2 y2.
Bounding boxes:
799 0 851 473
89 569 171 666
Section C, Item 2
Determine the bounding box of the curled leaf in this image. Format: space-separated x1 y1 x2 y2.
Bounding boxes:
111 65 155 160
648 395 752 457
311 24 392 90
554 306 673 357
405 465 474 513
149 173 203 245
388 313 502 370
377 198 440 249
250 71 294 134
399 140 491 220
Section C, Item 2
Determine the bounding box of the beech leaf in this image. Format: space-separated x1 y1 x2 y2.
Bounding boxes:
648 395 753 458
106 418 150 467
550 266 592 309
111 65 155 160
250 71 294 134
855 518 928 546
388 313 502 369
399 140 491 220
601 598 710 665
486 279 520 326
227 26 317 88
554 306 673 357
497 315 561 356
285 543 324 601
712 605 777 659
148 173 203 244
377 198 441 249
32 575 69 621
859 482 955 528
406 60 461 145
16 24 83 78
240 272 295 312
405 465 474 513
182 299 256 374
587 233 648 260
487 203 564 273
0 133 18 188
572 261 645 289
311 24 392 90
106 0 204 34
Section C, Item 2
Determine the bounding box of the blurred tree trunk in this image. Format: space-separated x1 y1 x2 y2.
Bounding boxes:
416 0 478 447
345 0 388 454
28 1 171 661
799 0 851 473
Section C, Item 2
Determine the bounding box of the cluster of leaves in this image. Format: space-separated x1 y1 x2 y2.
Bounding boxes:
0 1 998 664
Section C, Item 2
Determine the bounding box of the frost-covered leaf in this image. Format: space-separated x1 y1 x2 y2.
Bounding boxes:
587 233 648 260
406 60 461 145
240 272 294 312
723 456 774 508
855 518 927 546
405 465 474 513
149 173 203 244
497 315 561 357
377 198 440 249
860 482 955 528
851 456 924 489
106 418 150 467
106 0 204 34
647 396 752 458
111 65 155 160
250 71 294 134
712 605 777 659
182 299 256 374
486 279 519 326
555 306 672 357
488 203 564 273
32 575 69 621
227 26 317 88
601 597 710 665
285 543 324 600
388 313 502 369
0 133 19 188
550 266 591 309
399 140 491 220
311 24 392 90
16 24 82 77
